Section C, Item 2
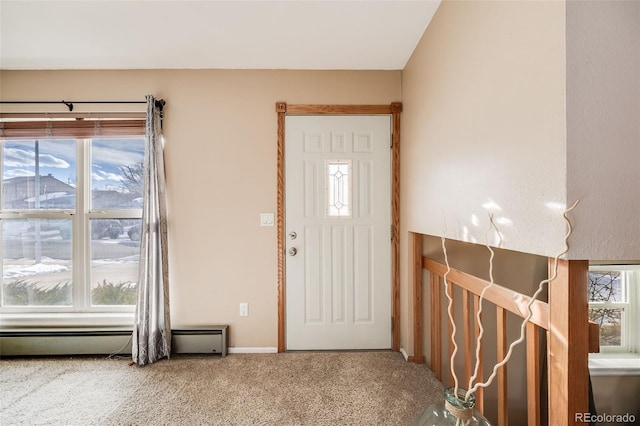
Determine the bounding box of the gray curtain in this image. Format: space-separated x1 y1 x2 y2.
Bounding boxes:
132 95 171 365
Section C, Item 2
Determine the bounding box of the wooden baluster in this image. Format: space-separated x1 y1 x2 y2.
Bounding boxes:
462 289 472 387
473 294 484 413
526 322 541 426
447 282 455 386
431 273 442 381
497 306 508 426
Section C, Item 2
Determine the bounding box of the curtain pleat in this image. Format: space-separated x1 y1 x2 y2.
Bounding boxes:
132 95 171 365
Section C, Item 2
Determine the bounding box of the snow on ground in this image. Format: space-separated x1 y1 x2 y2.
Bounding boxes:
3 262 70 279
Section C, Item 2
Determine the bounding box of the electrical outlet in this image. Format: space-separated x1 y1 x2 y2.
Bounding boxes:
239 302 249 317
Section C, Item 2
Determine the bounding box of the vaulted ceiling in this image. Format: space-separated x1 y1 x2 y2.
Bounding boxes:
0 0 441 70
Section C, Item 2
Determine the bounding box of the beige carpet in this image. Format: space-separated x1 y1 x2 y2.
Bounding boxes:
1 351 443 426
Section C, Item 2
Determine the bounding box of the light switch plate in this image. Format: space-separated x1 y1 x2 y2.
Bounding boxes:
260 212 274 227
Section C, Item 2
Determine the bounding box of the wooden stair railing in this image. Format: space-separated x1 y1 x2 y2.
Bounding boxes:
412 233 598 426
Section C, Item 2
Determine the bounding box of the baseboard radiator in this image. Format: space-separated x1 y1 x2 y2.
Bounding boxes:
0 328 133 356
0 325 228 357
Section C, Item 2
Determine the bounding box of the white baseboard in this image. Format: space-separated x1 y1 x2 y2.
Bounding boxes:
228 347 278 354
400 347 409 361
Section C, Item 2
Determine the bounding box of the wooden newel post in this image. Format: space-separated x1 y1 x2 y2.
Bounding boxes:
548 259 589 425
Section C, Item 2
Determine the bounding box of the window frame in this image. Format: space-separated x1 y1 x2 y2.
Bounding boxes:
588 265 639 354
0 121 145 322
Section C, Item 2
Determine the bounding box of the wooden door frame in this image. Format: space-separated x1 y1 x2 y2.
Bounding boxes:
276 102 402 352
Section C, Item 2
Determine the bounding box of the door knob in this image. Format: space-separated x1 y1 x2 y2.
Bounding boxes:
288 247 297 256
288 231 297 240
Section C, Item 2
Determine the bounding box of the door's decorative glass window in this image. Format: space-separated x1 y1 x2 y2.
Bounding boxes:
327 160 351 217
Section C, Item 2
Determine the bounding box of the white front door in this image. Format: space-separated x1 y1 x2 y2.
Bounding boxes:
285 115 391 350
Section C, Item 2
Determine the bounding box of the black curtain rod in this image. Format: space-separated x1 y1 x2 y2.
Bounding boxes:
0 100 164 112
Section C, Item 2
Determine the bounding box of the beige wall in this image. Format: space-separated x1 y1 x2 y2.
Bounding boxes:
566 0 640 261
399 0 566 371
0 69 401 348
401 0 567 259
400 0 558 423
566 0 640 417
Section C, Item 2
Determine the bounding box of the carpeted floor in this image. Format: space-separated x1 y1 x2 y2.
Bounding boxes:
0 351 443 426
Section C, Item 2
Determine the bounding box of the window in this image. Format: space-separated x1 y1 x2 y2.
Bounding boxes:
0 121 145 319
588 265 639 353
326 160 351 217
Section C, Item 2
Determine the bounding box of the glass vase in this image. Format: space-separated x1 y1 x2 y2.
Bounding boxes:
414 387 491 426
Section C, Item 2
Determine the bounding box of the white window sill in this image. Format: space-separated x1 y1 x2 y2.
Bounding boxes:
589 353 640 376
0 312 134 329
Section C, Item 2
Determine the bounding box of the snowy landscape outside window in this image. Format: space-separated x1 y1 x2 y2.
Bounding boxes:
1 136 144 311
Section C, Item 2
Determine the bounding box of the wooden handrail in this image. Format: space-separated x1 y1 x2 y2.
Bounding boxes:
423 257 550 330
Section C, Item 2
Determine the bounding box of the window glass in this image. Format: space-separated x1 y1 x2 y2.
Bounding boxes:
2 140 76 210
327 160 351 217
90 218 141 306
2 218 73 306
91 139 145 210
589 307 624 346
1 134 144 313
588 271 623 303
588 270 628 349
